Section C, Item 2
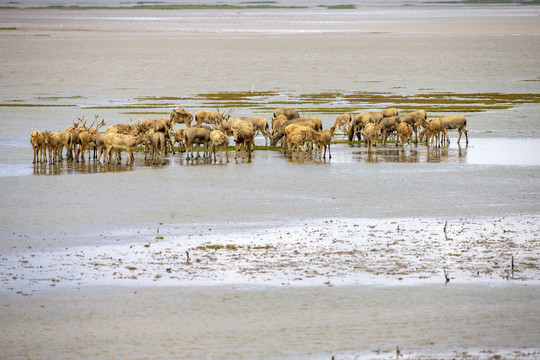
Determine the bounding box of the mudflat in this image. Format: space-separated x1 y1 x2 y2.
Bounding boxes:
0 3 539 359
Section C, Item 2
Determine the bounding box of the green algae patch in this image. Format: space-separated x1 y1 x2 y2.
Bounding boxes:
197 91 280 104
325 4 356 9
13 90 540 118
196 244 242 250
121 111 169 115
108 91 540 115
191 90 540 115
0 103 75 107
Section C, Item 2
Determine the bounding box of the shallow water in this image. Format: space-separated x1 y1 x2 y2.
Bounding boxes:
1 4 539 359
2 284 539 359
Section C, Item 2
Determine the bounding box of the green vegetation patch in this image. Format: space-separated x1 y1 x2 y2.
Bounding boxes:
121 111 169 115
84 105 170 109
325 4 356 9
197 91 279 102
13 90 540 117
196 244 242 250
0 103 75 107
130 90 540 116
134 96 192 102
195 243 274 250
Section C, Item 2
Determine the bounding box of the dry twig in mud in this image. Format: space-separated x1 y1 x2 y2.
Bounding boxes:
444 269 450 283
511 255 515 279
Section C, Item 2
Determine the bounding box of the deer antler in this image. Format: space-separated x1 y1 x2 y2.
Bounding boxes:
77 115 86 129
88 115 98 130
223 108 235 119
95 118 106 131
209 116 224 131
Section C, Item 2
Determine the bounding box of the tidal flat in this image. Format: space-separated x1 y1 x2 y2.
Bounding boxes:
0 2 539 359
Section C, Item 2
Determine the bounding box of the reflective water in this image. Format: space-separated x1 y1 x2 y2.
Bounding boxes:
7 137 540 179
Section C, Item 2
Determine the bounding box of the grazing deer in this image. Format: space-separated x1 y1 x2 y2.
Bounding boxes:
397 122 413 149
103 132 146 166
273 107 299 121
184 125 211 159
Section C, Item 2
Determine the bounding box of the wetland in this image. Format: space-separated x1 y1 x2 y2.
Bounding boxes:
1 3 539 359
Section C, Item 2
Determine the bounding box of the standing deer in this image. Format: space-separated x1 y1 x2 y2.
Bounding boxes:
30 130 45 163
169 108 193 128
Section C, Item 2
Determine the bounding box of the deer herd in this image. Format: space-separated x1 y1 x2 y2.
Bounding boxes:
29 106 469 166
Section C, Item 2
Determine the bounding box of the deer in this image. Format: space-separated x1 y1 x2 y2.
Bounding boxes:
348 113 374 142
169 108 193 128
310 125 336 160
362 123 381 153
184 125 212 159
150 130 166 165
273 107 300 121
397 122 413 149
103 132 146 166
240 117 271 146
396 110 427 143
43 131 64 164
381 107 399 117
209 129 229 163
333 113 352 135
77 115 106 162
439 115 468 145
30 130 45 164
233 127 254 160
414 118 446 148
172 128 186 153
378 116 399 146
195 108 234 126
270 118 320 148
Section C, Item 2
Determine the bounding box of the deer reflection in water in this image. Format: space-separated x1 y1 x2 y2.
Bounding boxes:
355 146 420 163
32 160 134 175
353 141 468 164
